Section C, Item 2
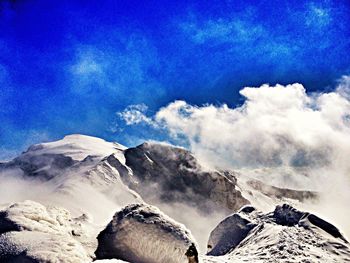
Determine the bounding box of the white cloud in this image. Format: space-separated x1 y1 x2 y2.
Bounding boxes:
121 82 350 190
155 83 349 173
121 81 350 237
336 75 350 100
118 104 155 126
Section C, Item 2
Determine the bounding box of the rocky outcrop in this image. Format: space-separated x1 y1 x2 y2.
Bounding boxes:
95 203 197 263
246 179 317 202
124 142 249 213
1 153 76 180
274 204 348 242
207 207 257 256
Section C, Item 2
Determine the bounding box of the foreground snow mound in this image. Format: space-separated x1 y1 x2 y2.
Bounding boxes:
0 200 93 262
95 203 198 263
207 204 350 262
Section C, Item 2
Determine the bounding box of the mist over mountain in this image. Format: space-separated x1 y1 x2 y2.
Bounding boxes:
0 134 348 262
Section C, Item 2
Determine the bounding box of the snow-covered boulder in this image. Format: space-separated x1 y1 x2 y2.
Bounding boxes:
207 208 257 256
0 200 94 263
206 204 350 262
95 203 198 263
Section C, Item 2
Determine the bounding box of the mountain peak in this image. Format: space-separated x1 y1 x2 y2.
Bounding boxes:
23 134 126 162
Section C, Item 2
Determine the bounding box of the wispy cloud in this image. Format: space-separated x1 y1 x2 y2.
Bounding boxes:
118 104 155 126
178 1 346 62
69 48 108 94
304 2 332 29
178 12 302 67
180 17 265 45
68 36 165 104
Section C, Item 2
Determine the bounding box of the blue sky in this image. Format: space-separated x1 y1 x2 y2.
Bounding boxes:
0 0 349 158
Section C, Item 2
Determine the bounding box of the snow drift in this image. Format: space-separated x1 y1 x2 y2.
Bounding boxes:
0 200 93 262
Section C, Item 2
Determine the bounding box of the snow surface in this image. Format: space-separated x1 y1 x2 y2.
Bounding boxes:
0 200 94 262
24 134 126 162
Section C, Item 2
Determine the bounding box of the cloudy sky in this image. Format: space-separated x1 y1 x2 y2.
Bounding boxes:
0 0 350 159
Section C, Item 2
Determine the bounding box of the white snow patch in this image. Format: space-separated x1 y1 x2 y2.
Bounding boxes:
0 200 95 262
25 134 126 162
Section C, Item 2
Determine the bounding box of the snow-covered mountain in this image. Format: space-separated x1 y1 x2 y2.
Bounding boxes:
0 134 348 262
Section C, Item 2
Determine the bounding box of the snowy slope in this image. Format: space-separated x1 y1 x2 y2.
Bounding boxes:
22 134 126 162
0 135 141 224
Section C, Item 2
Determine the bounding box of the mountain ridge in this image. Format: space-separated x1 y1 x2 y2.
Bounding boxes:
0 134 348 262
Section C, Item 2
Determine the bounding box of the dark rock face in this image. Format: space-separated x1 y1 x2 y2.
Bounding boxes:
239 205 256 214
275 204 347 242
0 211 21 234
0 252 39 263
273 204 304 226
124 142 249 212
304 214 345 240
207 213 257 256
1 153 76 180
